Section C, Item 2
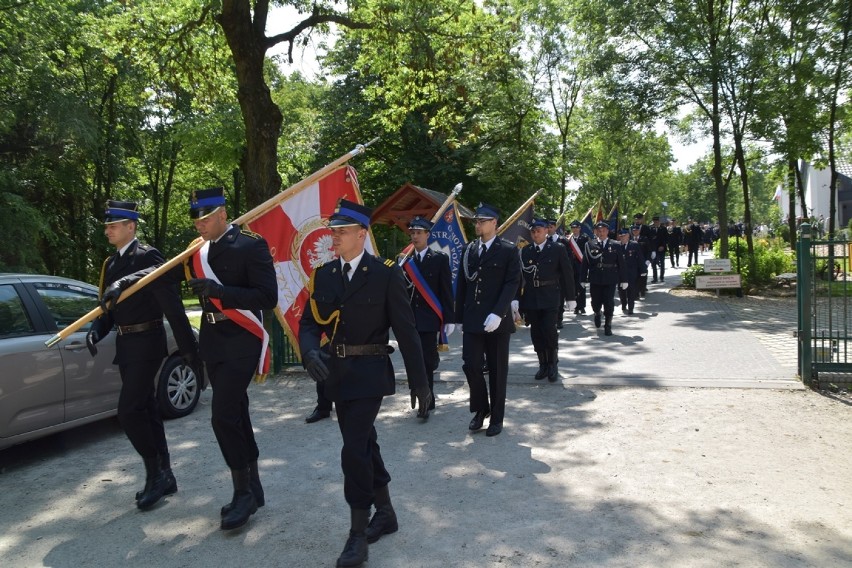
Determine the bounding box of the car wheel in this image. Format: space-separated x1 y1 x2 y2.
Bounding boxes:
157 355 201 419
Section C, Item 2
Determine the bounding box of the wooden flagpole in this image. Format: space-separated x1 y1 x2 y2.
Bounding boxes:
398 182 463 262
497 189 543 236
44 138 379 348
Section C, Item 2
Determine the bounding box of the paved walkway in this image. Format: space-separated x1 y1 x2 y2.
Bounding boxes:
4 251 851 568
391 252 801 389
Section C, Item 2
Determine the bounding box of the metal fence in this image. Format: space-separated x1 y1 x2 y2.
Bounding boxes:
271 316 301 371
796 223 852 387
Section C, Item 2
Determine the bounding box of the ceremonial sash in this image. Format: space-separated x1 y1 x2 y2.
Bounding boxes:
402 256 448 347
192 241 271 379
567 236 583 263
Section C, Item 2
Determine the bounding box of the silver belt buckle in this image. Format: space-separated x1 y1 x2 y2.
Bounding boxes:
334 344 346 358
205 312 217 324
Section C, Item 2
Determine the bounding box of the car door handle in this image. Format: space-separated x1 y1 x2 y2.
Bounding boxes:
64 342 87 351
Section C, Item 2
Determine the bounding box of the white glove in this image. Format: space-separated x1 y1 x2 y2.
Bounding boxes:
645 260 651 266
511 300 519 312
483 313 502 332
510 300 520 321
620 282 628 290
457 324 463 333
443 323 455 337
651 251 656 260
566 300 577 311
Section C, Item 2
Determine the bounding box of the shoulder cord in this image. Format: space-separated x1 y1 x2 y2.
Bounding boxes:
307 268 340 344
462 239 481 281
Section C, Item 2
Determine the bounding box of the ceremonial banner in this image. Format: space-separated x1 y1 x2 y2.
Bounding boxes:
606 201 620 233
246 165 376 359
499 199 534 245
579 204 596 238
427 202 468 297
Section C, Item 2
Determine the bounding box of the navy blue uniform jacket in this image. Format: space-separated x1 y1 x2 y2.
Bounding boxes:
92 240 197 364
518 240 576 311
299 254 428 402
454 238 522 334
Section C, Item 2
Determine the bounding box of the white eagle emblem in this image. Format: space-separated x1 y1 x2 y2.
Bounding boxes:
307 234 335 268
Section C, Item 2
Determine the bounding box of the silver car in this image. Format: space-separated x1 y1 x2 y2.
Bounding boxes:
0 273 205 451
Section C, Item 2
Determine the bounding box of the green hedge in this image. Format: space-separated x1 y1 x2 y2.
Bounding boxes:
712 239 795 289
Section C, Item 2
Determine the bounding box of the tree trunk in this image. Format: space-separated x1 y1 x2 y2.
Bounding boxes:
733 135 756 277
217 1 283 207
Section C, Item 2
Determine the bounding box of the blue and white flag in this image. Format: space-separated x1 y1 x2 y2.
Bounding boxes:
428 202 468 297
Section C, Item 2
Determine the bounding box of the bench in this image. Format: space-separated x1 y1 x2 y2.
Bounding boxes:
774 273 797 286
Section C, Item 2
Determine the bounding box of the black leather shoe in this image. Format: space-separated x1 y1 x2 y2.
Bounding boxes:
604 326 613 336
468 410 490 431
547 363 558 382
336 532 368 567
305 407 331 423
534 364 547 381
365 506 398 544
594 312 601 328
556 321 564 329
485 423 503 437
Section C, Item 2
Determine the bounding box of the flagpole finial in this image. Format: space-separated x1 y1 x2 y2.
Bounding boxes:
451 182 463 196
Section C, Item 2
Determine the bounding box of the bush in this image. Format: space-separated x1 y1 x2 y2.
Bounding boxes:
714 238 795 288
680 264 705 287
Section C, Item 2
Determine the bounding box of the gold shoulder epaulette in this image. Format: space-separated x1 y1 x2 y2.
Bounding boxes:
383 259 395 268
241 229 261 239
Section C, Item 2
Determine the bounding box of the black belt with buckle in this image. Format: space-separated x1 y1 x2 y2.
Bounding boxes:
332 343 394 358
533 279 558 288
203 311 229 324
595 263 617 268
117 320 163 335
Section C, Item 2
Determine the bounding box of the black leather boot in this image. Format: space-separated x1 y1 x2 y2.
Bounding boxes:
534 351 547 380
594 312 601 328
604 315 613 336
365 485 398 544
221 460 265 517
337 508 370 567
136 452 177 501
547 350 559 382
220 467 258 530
136 455 168 510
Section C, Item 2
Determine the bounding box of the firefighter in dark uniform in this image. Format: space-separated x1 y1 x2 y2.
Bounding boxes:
514 218 575 382
299 200 432 568
88 200 200 511
581 220 627 336
102 188 278 531
455 203 521 437
632 213 652 297
668 219 683 267
685 218 703 266
649 215 668 283
617 227 645 315
567 220 588 314
404 216 455 414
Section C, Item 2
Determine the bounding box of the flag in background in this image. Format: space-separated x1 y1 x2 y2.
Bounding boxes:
245 165 376 359
606 201 619 233
428 202 468 297
579 204 596 238
499 199 535 245
595 199 605 223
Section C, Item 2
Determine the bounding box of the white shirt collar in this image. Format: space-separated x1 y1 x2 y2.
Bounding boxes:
340 250 367 278
481 235 497 251
118 238 137 257
213 224 235 243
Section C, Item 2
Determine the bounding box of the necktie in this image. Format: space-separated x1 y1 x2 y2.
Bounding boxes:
342 262 351 289
480 243 487 256
415 253 422 268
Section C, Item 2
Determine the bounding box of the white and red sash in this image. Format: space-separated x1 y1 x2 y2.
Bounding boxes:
193 240 270 377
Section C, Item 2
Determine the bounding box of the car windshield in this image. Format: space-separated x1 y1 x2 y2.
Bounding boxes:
0 284 34 336
33 282 98 331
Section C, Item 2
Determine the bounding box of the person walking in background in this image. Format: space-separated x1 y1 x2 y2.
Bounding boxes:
456 203 521 437
404 215 455 415
582 221 627 336
514 218 575 382
617 227 645 315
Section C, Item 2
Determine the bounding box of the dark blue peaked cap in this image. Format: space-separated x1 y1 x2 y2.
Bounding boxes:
474 202 501 220
190 187 226 220
407 216 433 231
104 200 139 224
329 198 372 228
530 217 548 229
